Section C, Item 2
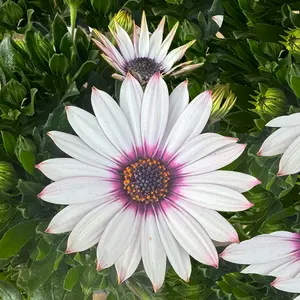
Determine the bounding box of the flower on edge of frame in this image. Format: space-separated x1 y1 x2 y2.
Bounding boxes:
220 231 300 298
37 73 259 292
257 112 300 176
92 12 202 84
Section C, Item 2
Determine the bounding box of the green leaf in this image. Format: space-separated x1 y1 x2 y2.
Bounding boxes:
0 281 22 300
52 14 68 52
289 75 300 97
0 1 23 26
71 61 97 81
91 0 113 14
61 82 80 101
0 220 38 259
1 131 16 156
21 88 37 116
49 53 70 76
64 266 84 292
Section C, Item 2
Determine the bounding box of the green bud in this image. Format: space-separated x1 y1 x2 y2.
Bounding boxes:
0 162 16 192
251 83 285 119
210 83 236 123
283 29 300 53
109 9 134 34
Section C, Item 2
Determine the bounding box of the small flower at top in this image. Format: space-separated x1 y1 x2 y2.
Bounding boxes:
109 8 134 35
282 28 300 54
92 12 201 84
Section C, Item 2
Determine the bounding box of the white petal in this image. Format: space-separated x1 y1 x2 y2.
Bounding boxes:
97 205 140 269
161 40 195 72
100 53 125 74
162 91 212 156
91 88 135 157
242 256 298 277
170 133 238 165
180 170 260 193
180 143 246 175
138 12 149 57
133 24 140 57
155 208 191 282
177 200 239 243
174 184 253 212
141 73 169 155
266 113 300 127
115 227 141 283
272 277 300 293
278 136 300 176
162 80 189 140
111 22 135 61
120 73 143 148
149 17 165 59
46 201 101 234
39 176 116 205
36 158 112 181
258 126 300 156
169 62 202 77
141 209 166 292
47 131 112 168
66 106 122 162
212 15 224 27
67 200 123 252
92 33 126 67
161 201 218 267
220 233 300 264
156 22 179 63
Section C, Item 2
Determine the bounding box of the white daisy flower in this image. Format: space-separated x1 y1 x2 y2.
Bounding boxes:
258 113 300 176
220 231 300 298
37 73 258 291
92 12 202 84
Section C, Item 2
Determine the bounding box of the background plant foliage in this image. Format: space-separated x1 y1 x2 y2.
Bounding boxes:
0 0 300 299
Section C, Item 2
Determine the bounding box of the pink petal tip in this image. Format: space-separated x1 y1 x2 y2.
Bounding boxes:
277 171 286 177
257 150 262 156
45 227 51 233
65 249 74 254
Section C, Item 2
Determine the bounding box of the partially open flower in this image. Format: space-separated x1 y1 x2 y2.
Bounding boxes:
109 8 133 34
92 12 201 84
210 83 236 124
37 74 258 291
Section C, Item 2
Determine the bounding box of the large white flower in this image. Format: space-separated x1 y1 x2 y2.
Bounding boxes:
92 12 201 84
258 113 300 176
37 73 258 291
220 231 300 298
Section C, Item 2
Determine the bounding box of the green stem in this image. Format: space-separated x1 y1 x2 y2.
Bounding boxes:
70 4 77 40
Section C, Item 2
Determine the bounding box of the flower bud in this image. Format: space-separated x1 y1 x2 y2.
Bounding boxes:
0 162 16 192
109 9 133 34
283 29 300 53
210 83 236 123
251 84 285 119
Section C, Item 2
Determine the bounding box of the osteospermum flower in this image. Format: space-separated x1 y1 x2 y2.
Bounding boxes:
220 231 300 279
92 12 201 84
37 73 258 291
258 113 300 176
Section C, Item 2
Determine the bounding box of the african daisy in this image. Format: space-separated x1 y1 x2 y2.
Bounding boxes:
92 12 201 84
37 73 258 291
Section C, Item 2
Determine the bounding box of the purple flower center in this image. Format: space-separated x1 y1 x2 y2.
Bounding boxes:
123 158 170 203
125 57 161 83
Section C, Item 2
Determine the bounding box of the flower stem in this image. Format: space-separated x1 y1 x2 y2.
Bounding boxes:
70 4 77 40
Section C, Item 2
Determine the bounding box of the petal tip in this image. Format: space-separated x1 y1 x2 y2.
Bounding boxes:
65 248 74 254
277 171 286 177
45 227 51 233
